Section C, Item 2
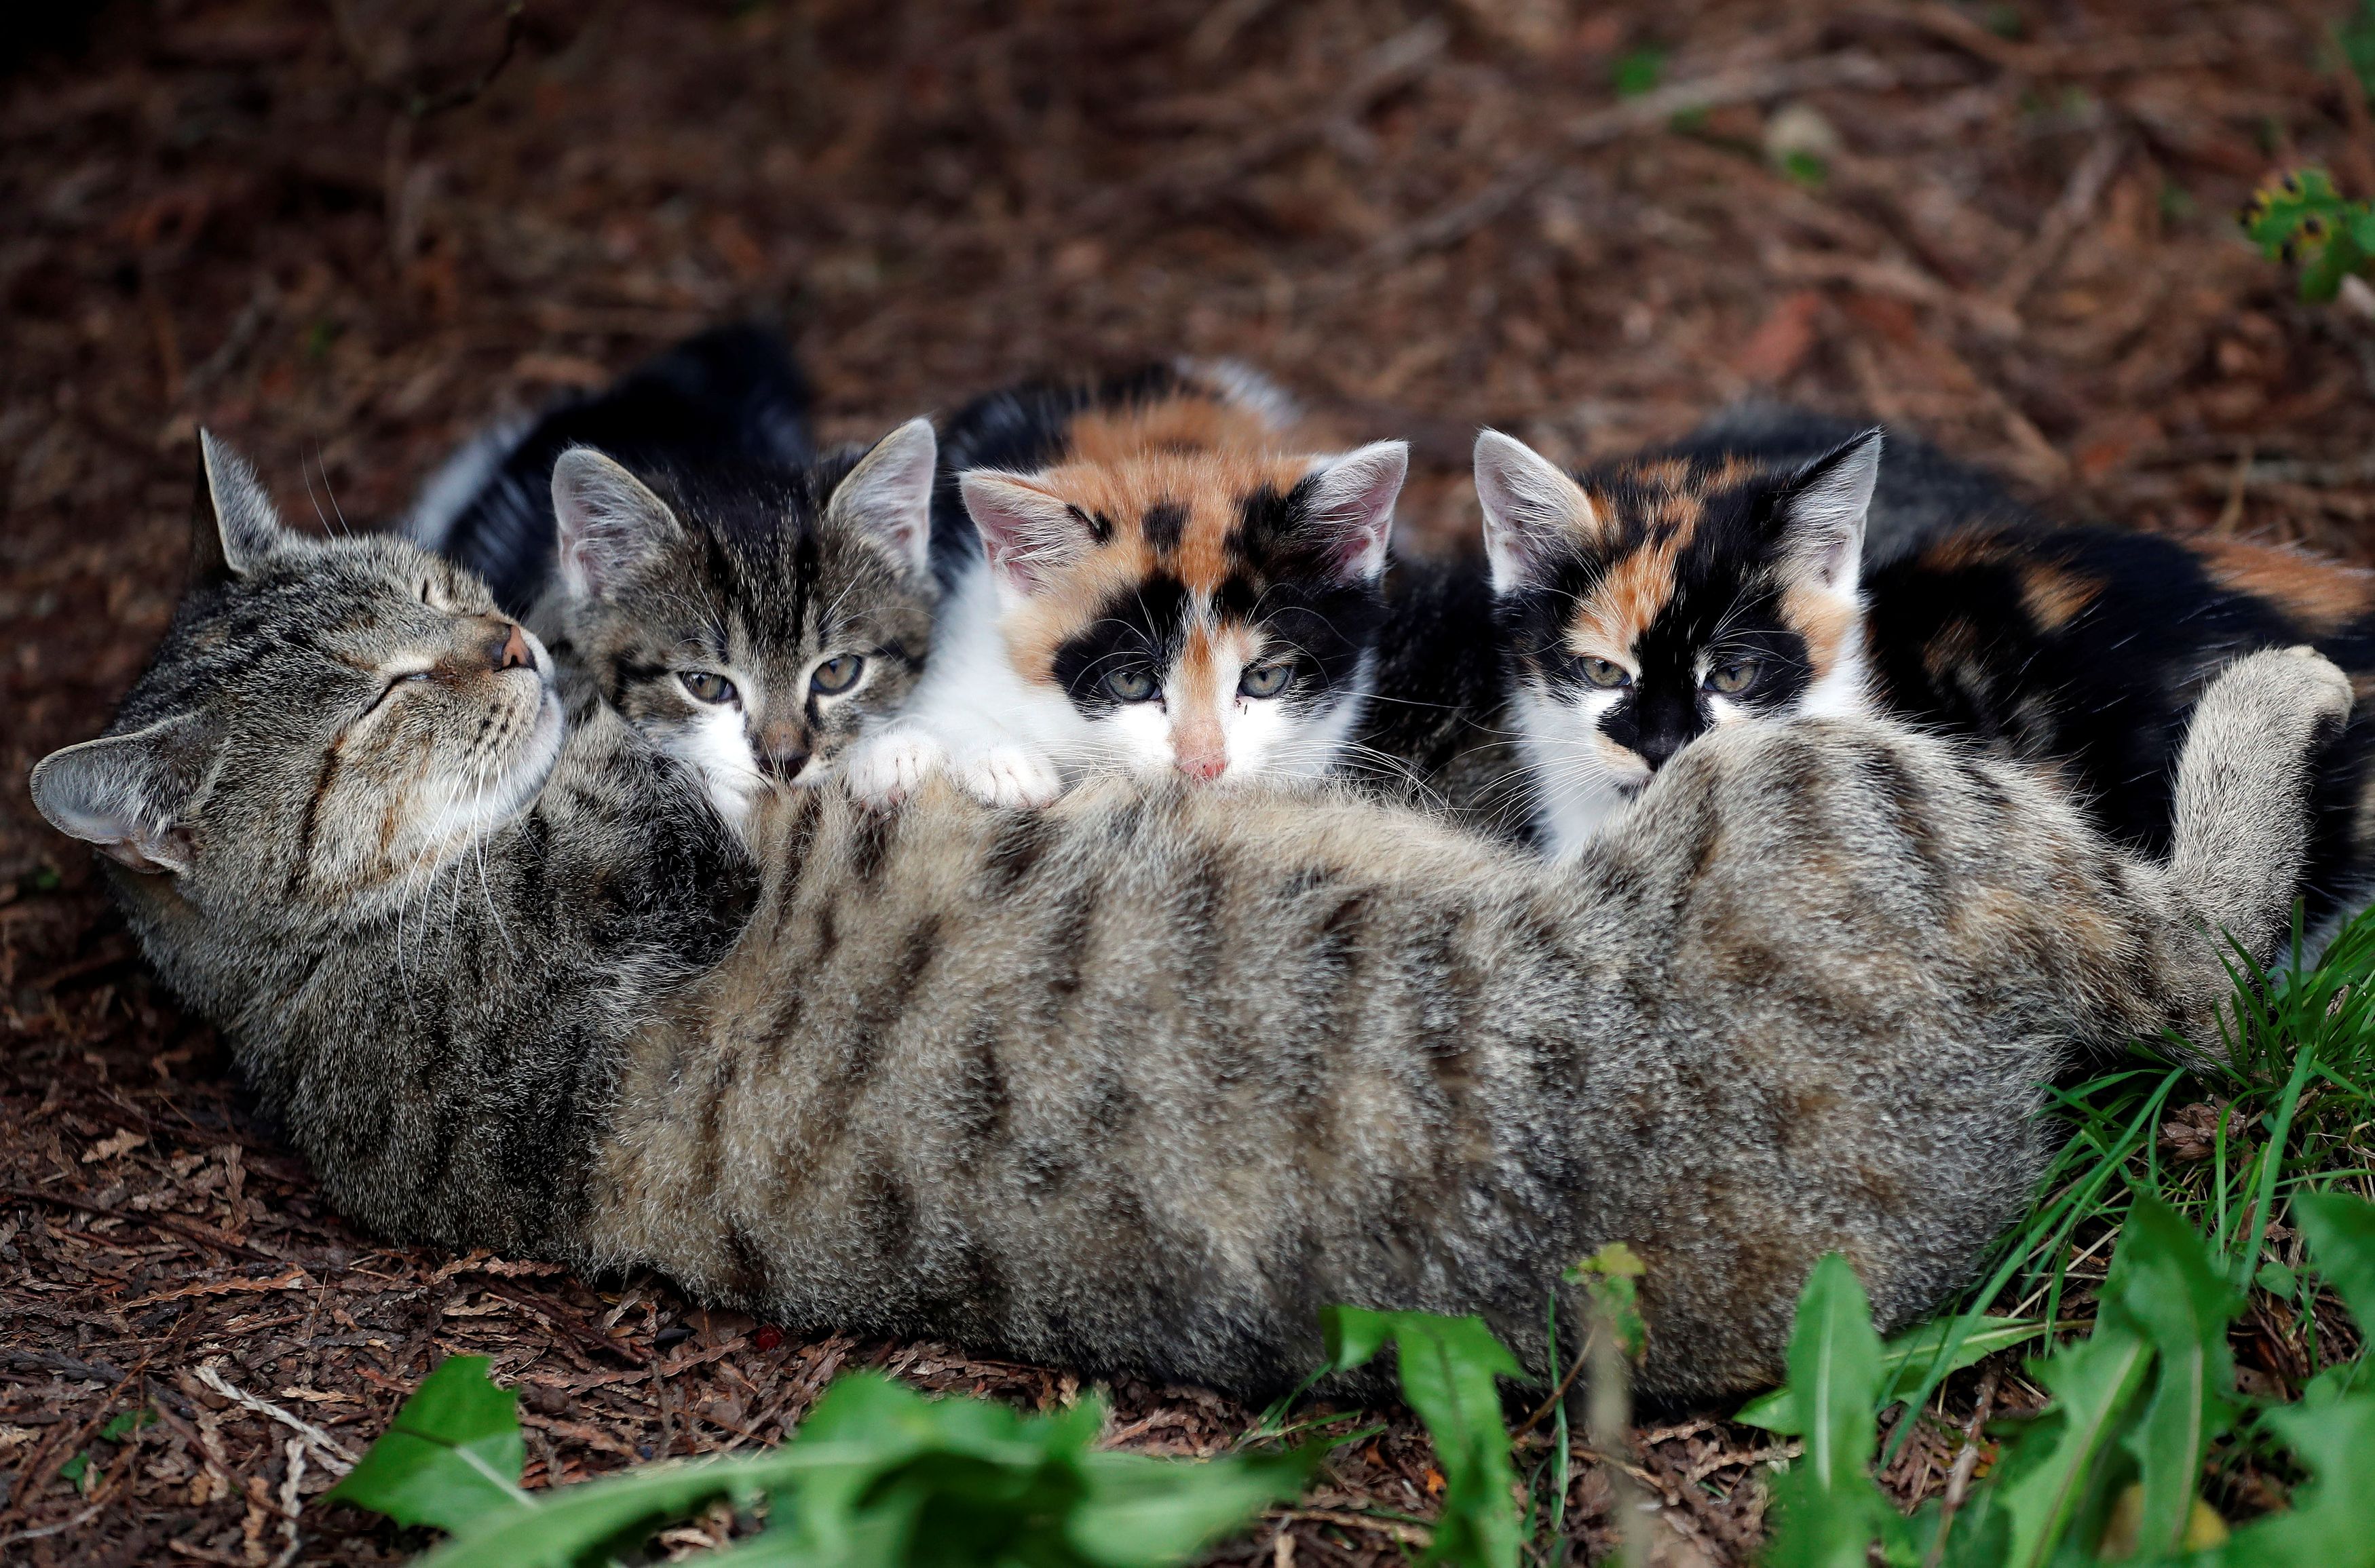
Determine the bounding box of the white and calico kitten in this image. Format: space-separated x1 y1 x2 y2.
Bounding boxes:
846 365 1409 807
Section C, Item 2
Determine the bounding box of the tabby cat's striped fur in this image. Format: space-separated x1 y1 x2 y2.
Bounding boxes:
31 438 2352 1401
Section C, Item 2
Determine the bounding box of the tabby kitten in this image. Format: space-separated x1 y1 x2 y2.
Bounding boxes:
535 420 940 835
31 434 2351 1403
1473 419 2375 918
407 328 940 835
844 364 1408 807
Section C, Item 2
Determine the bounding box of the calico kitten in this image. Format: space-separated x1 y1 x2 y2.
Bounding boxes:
31 433 2351 1402
1353 408 2035 841
845 364 1408 807
408 328 940 835
535 421 940 834
1471 427 1882 851
1472 420 2375 918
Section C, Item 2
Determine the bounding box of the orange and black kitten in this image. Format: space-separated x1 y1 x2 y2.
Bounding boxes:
1438 413 2375 921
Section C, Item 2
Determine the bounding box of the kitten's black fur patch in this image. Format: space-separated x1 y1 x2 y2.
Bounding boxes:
1867 525 2375 914
423 325 814 614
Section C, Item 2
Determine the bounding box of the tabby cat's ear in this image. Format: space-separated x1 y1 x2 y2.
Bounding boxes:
31 712 218 876
960 471 1092 598
1304 440 1407 582
1474 430 1601 594
1776 430 1881 596
826 417 936 581
192 430 290 580
551 448 683 599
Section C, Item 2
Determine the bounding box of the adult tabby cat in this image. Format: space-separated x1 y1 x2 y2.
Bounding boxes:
1428 416 2375 922
844 363 1409 807
31 435 2351 1401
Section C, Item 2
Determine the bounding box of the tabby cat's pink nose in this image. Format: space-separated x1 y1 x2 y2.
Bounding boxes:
494 623 533 672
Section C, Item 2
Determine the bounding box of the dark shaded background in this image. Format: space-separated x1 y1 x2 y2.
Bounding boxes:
7 2 2375 1562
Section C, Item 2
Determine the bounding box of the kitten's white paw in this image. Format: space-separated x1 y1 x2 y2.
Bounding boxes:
957 744 1065 809
845 729 945 807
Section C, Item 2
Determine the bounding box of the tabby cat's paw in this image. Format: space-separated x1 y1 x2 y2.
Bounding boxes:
2223 646 2356 733
957 744 1064 809
845 729 945 807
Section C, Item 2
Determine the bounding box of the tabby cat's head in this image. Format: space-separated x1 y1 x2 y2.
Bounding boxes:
1477 428 1880 802
548 419 939 830
31 434 563 911
960 431 1407 785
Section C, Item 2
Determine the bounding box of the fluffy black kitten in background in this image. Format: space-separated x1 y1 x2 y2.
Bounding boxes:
408 324 815 615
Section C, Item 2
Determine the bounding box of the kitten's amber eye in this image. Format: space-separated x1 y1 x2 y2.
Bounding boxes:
1581 657 1631 689
1238 662 1292 699
679 670 739 706
1105 668 1160 702
810 654 866 695
1706 659 1760 695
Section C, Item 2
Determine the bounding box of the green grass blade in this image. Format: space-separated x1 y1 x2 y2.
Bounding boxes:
1761 1256 1891 1568
1990 1320 2154 1568
2102 1198 2243 1558
2292 1191 2375 1330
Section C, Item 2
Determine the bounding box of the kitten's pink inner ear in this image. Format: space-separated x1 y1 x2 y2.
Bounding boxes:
960 472 1086 594
1308 440 1407 582
828 417 937 579
1474 430 1595 593
551 447 677 599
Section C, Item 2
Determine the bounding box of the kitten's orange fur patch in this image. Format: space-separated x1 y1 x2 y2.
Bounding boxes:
1567 534 1685 659
2192 538 2375 634
1783 586 1855 676
2017 563 2103 630
989 389 1320 683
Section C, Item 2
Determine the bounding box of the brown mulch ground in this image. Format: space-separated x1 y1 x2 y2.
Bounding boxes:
9 1 2375 1562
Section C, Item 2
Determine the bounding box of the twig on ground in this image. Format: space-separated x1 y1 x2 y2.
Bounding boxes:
193 1365 358 1474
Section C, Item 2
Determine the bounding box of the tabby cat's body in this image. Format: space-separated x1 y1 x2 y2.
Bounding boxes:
33 440 2351 1402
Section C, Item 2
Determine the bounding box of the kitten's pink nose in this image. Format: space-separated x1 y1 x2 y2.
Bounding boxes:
1175 748 1228 782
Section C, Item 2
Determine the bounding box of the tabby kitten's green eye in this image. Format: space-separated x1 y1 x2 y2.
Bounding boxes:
810 654 866 695
1238 662 1292 699
1706 660 1760 695
680 670 740 706
1105 668 1160 703
1581 657 1632 689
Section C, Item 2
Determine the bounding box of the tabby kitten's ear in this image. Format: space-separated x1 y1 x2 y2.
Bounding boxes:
552 448 684 599
1474 430 1601 593
960 470 1090 598
31 712 220 875
1304 440 1408 582
191 429 291 580
825 417 936 581
1774 430 1882 596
